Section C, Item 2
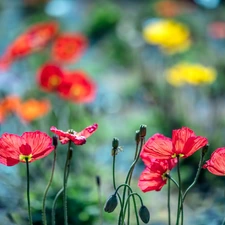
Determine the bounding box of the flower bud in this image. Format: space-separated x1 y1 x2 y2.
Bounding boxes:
202 144 209 157
52 135 58 148
96 176 101 187
139 125 147 138
139 205 150 224
104 194 118 213
135 130 140 144
112 138 119 149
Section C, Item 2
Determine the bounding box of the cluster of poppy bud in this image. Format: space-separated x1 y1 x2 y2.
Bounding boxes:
104 125 150 224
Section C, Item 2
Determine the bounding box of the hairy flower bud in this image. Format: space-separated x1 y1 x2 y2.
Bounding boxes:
139 205 150 224
202 144 209 157
112 138 119 149
52 135 58 148
104 194 118 213
139 125 147 138
96 176 101 187
135 130 140 144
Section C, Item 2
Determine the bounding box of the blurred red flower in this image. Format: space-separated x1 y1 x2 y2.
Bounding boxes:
0 131 54 166
37 63 65 92
208 21 225 39
50 123 98 145
51 33 87 63
203 148 225 176
57 70 96 103
138 158 177 192
0 21 58 70
141 127 208 160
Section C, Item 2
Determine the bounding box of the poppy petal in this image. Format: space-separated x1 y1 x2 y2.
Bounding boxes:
22 131 54 160
183 136 208 158
140 133 173 160
77 123 98 138
0 133 25 158
172 127 195 154
138 167 167 192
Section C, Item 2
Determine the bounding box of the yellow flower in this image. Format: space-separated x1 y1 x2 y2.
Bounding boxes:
143 19 191 54
166 63 217 86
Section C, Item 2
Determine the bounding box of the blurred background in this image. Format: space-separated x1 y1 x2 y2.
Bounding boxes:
0 0 225 224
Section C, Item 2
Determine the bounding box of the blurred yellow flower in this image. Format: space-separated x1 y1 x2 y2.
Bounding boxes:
143 19 191 54
166 63 217 86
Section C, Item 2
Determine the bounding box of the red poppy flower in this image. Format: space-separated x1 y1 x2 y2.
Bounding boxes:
141 127 208 160
50 123 98 145
203 148 225 176
0 21 58 70
138 158 177 192
51 33 87 63
57 70 96 103
0 131 55 166
37 63 65 92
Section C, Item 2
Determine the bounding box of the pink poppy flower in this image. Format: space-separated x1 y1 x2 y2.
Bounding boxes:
50 123 98 145
203 147 225 176
138 158 177 192
0 131 55 166
141 127 208 160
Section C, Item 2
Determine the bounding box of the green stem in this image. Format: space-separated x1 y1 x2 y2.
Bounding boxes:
176 157 182 225
42 148 57 225
127 142 139 225
52 187 64 225
166 174 180 190
97 182 103 225
121 193 142 225
167 177 171 225
112 149 122 207
25 159 33 225
63 141 72 225
118 137 144 225
182 150 205 201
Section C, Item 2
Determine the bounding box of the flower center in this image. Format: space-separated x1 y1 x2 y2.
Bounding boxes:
162 170 170 180
49 75 61 87
172 153 184 158
19 154 33 162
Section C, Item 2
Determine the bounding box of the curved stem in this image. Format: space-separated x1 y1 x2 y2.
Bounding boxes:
63 141 72 225
112 149 122 207
182 150 205 201
51 187 64 225
127 142 139 225
25 159 33 225
166 174 180 190
118 137 144 225
121 193 142 225
42 148 57 225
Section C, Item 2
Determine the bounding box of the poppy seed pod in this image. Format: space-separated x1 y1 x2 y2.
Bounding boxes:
140 125 147 138
139 205 150 223
104 194 118 213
